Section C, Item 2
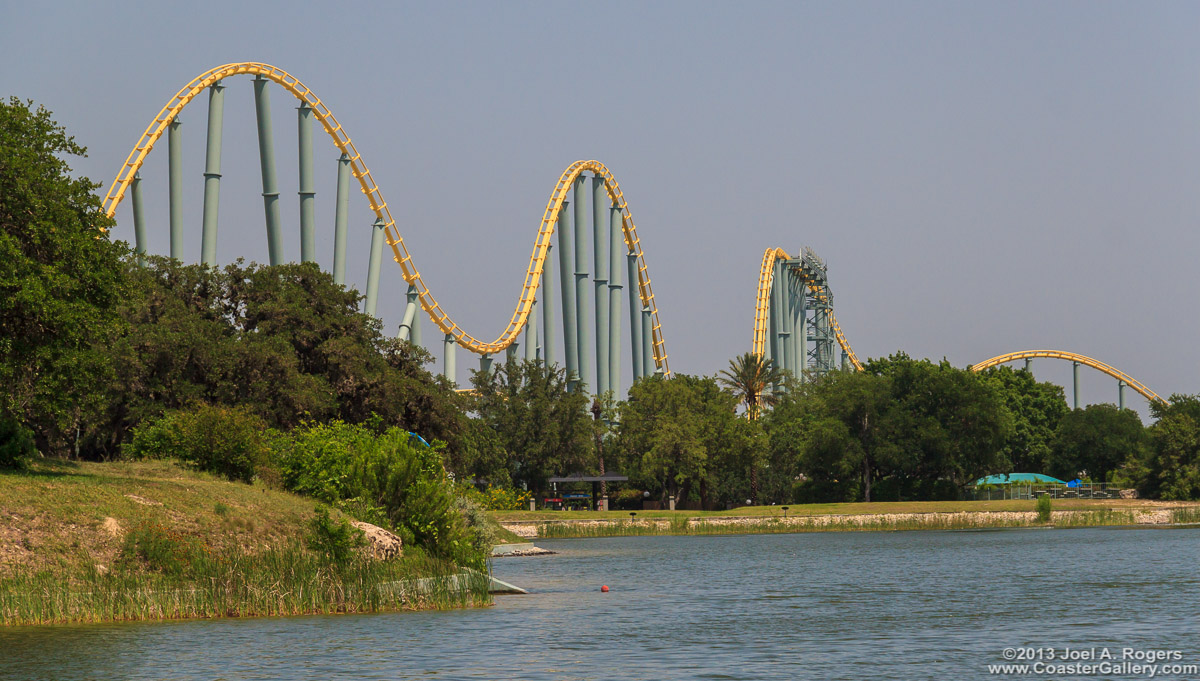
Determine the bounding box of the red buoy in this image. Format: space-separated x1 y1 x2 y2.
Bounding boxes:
600 585 609 592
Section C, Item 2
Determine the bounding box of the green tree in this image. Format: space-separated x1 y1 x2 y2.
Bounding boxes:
618 375 740 507
718 352 784 419
806 369 895 502
867 354 1012 494
1049 404 1145 483
468 358 593 497
979 365 1069 473
88 257 464 459
1139 396 1200 500
0 98 127 454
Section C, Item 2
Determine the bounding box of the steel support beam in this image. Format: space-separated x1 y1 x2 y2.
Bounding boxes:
642 307 654 378
444 334 457 385
131 172 147 264
1073 361 1081 409
592 176 610 397
574 176 591 393
364 217 385 317
608 207 623 396
168 118 183 261
409 285 421 347
793 275 806 381
627 253 643 381
297 102 316 263
1119 381 1126 410
480 354 493 379
525 299 537 361
398 285 419 341
557 204 577 388
332 154 351 284
252 75 283 265
780 266 793 376
542 242 556 366
1024 357 1033 373
200 81 225 267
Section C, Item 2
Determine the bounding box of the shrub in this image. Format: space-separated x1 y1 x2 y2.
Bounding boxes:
124 404 274 483
0 416 36 470
277 421 485 568
478 485 533 511
1035 494 1052 523
306 506 367 565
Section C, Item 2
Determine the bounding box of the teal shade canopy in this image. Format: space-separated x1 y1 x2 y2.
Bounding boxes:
972 473 1067 486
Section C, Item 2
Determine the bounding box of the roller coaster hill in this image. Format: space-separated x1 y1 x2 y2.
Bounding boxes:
102 62 1162 411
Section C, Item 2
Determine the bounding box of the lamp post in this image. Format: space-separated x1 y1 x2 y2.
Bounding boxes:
781 506 790 519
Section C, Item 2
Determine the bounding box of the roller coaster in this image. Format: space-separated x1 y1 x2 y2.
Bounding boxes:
751 247 1164 408
102 62 1162 410
101 62 667 398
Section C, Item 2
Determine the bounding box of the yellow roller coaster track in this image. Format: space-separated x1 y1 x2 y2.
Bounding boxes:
100 62 669 373
970 350 1163 403
752 247 862 371
750 252 1160 404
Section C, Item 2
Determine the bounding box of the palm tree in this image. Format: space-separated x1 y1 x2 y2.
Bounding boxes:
718 352 784 420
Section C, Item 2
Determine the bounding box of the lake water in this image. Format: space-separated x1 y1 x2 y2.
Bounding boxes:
3 527 1199 680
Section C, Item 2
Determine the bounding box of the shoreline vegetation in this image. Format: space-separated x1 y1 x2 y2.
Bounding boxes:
0 459 491 627
497 500 1200 539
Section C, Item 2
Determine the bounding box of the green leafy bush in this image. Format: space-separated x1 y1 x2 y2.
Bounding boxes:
277 421 485 568
124 404 274 483
0 416 36 470
306 506 367 565
1035 494 1052 523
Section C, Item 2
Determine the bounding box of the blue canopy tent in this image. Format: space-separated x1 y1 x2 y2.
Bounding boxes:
972 473 1067 486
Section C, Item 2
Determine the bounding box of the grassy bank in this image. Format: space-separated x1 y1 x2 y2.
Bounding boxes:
496 499 1200 539
0 459 490 626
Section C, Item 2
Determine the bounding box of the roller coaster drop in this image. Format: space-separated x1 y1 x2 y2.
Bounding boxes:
101 62 666 399
751 246 1163 407
104 62 1162 409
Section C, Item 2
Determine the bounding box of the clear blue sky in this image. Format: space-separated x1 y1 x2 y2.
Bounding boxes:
3 1 1198 418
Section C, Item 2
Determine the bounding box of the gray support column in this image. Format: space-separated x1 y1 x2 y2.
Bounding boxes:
1118 381 1126 410
642 307 654 378
794 276 807 381
252 75 283 265
1073 361 1081 409
297 102 316 263
131 172 147 264
841 351 849 370
592 176 610 396
200 81 225 267
168 118 183 261
767 272 780 368
1024 357 1033 373
480 354 493 378
398 284 419 341
627 253 643 381
542 243 556 367
444 334 457 385
608 207 623 396
411 292 422 348
776 262 788 376
574 177 591 393
525 299 537 361
364 218 385 317
781 268 793 376
557 205 577 387
332 154 351 284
